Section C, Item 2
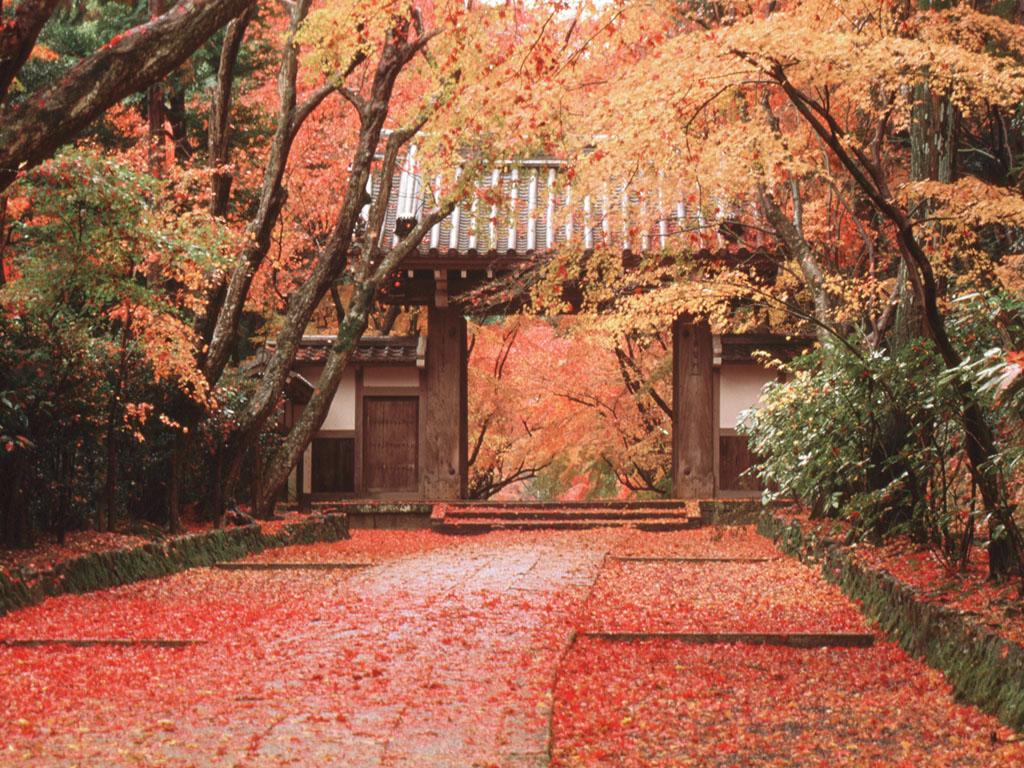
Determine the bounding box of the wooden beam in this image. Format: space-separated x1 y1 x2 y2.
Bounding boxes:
672 316 716 499
580 632 875 648
354 368 364 496
433 269 449 308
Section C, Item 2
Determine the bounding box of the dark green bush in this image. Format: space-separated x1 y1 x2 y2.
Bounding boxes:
740 326 1013 565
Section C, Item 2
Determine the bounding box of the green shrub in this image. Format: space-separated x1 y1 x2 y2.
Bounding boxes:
740 335 996 561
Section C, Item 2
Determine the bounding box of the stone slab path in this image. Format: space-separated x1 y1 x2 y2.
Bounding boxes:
0 530 613 767
0 526 1021 767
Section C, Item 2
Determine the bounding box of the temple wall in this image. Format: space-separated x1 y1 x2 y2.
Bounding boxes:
719 364 774 429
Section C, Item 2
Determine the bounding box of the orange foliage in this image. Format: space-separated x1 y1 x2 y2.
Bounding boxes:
469 317 672 498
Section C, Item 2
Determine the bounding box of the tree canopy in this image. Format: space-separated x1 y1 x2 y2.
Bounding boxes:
2 0 1024 581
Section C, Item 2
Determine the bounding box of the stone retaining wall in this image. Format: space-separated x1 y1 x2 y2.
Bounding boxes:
0 513 349 617
758 511 1024 731
699 499 765 526
310 502 433 530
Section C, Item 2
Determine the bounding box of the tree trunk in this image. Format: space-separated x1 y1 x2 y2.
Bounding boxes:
55 446 70 545
376 304 401 335
757 185 833 340
869 81 960 538
247 123 461 511
193 8 252 363
894 82 959 343
146 0 167 174
207 7 253 217
100 410 116 534
215 17 456 513
0 0 62 102
0 0 255 193
897 81 1015 577
1 453 32 548
755 95 833 339
257 289 373 513
200 0 334 384
167 433 184 534
211 447 225 526
250 440 265 519
910 83 958 185
167 87 191 164
0 194 9 287
217 49 407 495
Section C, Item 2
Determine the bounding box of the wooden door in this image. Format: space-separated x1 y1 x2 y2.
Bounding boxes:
718 433 762 492
363 396 419 492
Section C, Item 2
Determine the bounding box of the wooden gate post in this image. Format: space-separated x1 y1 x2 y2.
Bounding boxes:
672 316 716 499
423 306 468 499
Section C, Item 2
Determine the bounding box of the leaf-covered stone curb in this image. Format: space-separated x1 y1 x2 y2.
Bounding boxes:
758 511 1024 731
0 513 349 617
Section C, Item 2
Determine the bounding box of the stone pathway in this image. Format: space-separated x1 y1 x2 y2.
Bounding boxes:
0 526 1021 767
0 530 615 767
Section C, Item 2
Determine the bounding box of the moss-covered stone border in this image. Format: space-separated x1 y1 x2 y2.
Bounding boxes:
0 513 349 618
758 510 1024 731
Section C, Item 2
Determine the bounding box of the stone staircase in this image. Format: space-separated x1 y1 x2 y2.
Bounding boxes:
431 501 702 533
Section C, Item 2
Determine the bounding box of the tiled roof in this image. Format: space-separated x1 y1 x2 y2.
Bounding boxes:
293 335 425 366
370 152 768 262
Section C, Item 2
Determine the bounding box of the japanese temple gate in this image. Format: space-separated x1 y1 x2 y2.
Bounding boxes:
286 155 804 503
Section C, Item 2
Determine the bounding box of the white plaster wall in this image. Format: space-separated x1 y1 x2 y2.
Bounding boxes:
320 369 357 431
363 366 420 389
720 364 775 429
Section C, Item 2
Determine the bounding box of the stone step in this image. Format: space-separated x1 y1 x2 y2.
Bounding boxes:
436 517 699 534
439 507 695 521
440 500 698 509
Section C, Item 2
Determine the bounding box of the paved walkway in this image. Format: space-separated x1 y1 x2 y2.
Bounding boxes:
0 530 613 767
0 526 1021 767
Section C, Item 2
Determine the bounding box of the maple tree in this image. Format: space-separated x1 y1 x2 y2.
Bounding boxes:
190 0 583 515
1 0 1023 602
2 0 589 537
8 5 1024 759
494 0 1024 577
467 317 673 500
0 149 232 545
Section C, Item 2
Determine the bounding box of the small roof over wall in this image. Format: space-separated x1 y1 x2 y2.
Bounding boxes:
293 335 426 367
283 336 425 405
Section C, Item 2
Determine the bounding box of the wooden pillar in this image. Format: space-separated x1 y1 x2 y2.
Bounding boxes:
672 316 716 499
297 444 311 512
423 306 468 499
